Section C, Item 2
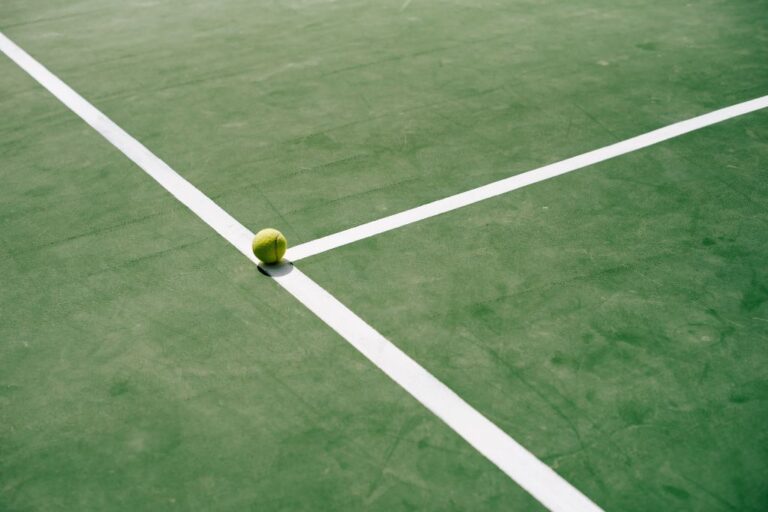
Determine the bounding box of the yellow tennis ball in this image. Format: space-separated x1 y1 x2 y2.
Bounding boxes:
252 228 287 264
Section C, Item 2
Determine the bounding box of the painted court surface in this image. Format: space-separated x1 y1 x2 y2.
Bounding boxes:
1 1 767 510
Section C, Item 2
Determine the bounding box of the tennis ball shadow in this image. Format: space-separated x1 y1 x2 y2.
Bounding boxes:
257 259 294 277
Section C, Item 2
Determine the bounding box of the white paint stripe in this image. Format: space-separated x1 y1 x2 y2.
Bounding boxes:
1 32 603 511
0 32 257 263
269 262 602 512
286 94 768 261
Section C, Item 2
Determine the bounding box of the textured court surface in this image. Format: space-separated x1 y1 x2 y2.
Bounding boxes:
2 1 767 511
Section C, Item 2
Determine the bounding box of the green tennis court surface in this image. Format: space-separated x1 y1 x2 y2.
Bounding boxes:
2 1 767 510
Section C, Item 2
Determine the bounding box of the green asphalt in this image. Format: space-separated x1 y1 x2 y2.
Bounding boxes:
0 58 542 512
2 0 768 510
304 112 768 511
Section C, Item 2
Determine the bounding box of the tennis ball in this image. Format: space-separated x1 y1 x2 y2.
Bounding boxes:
252 228 287 264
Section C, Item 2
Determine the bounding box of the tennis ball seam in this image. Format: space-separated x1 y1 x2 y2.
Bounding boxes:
272 235 278 262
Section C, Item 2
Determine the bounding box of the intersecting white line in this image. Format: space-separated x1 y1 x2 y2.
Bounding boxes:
286 94 768 261
1 31 604 512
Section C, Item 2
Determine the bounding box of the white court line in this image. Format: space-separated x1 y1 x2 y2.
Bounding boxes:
0 32 603 512
269 262 601 512
286 94 768 261
0 32 257 263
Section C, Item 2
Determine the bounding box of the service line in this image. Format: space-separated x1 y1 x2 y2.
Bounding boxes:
287 94 768 261
0 32 603 512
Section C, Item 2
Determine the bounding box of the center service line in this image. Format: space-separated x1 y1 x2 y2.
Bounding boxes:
0 32 603 512
286 94 768 262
